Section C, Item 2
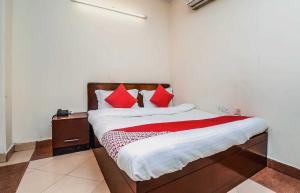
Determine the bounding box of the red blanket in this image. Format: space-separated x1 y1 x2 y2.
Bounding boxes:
101 116 249 161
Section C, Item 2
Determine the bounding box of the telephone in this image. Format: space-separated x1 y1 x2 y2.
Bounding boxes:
56 109 70 117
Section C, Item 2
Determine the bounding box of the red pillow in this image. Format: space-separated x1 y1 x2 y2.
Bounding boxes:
105 84 137 108
150 85 174 107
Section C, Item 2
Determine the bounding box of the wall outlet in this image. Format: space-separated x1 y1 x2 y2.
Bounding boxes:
233 108 242 116
218 106 229 114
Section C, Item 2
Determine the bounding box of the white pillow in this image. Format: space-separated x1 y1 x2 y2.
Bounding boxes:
140 88 173 108
95 89 139 109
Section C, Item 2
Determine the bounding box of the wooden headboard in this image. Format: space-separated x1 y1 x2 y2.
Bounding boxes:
87 83 170 111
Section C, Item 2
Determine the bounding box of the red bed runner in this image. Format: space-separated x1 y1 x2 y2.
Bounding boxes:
115 116 249 132
101 116 249 161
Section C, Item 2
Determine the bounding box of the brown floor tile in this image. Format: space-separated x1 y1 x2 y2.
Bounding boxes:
268 159 300 180
0 162 28 193
252 167 300 193
30 140 53 161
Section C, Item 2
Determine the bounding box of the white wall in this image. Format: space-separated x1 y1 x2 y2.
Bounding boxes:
0 0 12 154
12 0 171 143
0 0 6 153
4 0 12 150
170 0 300 169
9 0 300 169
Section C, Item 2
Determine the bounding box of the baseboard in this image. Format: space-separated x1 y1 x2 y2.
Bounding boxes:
6 144 15 161
0 144 15 163
15 141 36 152
14 137 52 152
0 153 6 163
268 158 300 180
36 139 52 148
0 139 51 163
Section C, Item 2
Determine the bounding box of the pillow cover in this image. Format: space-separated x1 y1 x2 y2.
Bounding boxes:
150 85 174 107
105 84 138 108
140 87 173 108
95 88 139 109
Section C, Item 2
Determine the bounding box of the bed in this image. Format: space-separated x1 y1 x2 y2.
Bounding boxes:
87 83 268 193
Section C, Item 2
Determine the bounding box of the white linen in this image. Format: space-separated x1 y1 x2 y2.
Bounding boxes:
140 88 173 108
95 89 139 109
88 104 200 139
88 104 268 181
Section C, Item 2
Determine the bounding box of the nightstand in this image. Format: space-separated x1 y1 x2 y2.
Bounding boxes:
52 112 89 156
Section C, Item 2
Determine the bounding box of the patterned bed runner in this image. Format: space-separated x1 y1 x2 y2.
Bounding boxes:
101 116 249 161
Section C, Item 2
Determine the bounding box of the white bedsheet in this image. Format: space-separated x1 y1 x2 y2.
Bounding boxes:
88 104 268 181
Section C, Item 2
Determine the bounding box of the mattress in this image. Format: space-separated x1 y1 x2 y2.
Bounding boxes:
88 104 268 181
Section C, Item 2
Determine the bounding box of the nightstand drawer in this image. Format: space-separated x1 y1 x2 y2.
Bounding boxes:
52 118 89 148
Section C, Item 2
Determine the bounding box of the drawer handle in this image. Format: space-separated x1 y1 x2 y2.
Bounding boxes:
64 139 80 143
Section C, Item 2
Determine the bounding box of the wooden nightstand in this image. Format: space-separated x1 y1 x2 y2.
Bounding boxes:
52 112 90 156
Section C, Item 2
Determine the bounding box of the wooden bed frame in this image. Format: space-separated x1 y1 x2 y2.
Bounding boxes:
87 83 268 193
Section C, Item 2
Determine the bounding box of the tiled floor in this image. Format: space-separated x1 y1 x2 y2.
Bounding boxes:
228 180 275 193
0 149 34 167
252 167 300 193
16 150 109 193
0 162 28 193
0 149 299 193
30 140 53 161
